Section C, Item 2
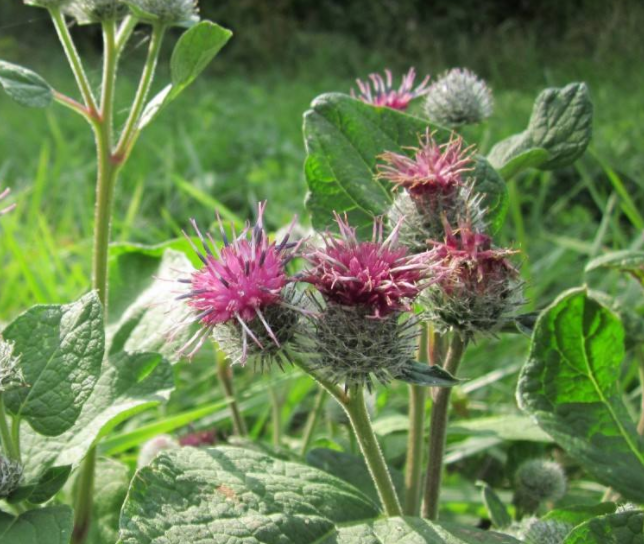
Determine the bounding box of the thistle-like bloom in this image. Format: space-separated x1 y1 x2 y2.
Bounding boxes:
513 459 567 514
351 68 430 111
0 456 23 498
425 68 494 127
64 0 128 24
0 338 27 392
0 188 16 217
172 203 304 367
125 0 198 26
420 221 521 335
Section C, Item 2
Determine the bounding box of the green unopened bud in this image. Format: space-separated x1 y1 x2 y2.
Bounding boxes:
518 518 573 544
513 459 566 514
125 0 198 26
137 434 180 468
0 455 23 498
0 337 27 393
64 0 128 24
425 68 493 127
24 0 71 9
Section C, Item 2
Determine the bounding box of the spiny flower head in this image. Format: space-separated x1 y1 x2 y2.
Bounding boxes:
420 220 521 335
0 337 27 393
64 0 128 24
0 187 16 217
173 202 304 366
351 68 430 111
0 456 23 498
125 0 198 26
302 213 436 318
514 459 567 513
425 68 494 127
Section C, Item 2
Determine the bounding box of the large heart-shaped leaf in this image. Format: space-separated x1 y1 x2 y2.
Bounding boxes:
119 447 520 543
0 60 53 108
18 350 174 481
303 93 507 238
3 292 104 436
517 288 644 502
0 506 73 543
562 509 644 544
488 83 593 178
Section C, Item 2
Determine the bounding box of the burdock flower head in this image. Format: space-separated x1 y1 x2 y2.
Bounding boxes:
299 214 438 389
125 0 199 26
425 68 494 127
0 187 16 217
0 456 23 498
513 459 567 514
64 0 128 24
172 202 305 370
378 130 483 251
420 220 521 336
351 68 430 111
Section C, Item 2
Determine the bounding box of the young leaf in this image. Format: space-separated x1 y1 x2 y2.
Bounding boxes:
488 83 593 178
562 509 644 544
393 361 462 387
585 250 644 286
3 292 105 436
303 93 507 239
517 288 644 502
543 502 617 527
0 60 54 108
479 483 512 528
0 506 73 543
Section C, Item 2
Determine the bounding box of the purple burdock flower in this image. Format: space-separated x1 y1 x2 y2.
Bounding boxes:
377 130 483 252
0 187 16 217
351 68 430 111
171 202 305 368
421 220 522 335
299 214 440 389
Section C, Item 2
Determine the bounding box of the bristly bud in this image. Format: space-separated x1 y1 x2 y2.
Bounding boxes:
64 0 128 24
299 214 439 389
377 130 483 250
420 221 522 336
514 518 573 544
513 459 567 514
125 0 198 26
137 435 180 468
0 456 23 498
0 337 27 393
425 68 494 127
0 187 16 217
171 202 305 367
351 68 430 111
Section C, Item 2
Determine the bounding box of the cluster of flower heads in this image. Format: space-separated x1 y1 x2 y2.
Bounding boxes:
0 187 16 217
351 68 430 111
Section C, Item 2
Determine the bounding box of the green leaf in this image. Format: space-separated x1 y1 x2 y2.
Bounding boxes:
4 292 104 436
0 60 53 108
449 415 553 443
488 83 593 177
140 21 232 129
88 458 131 544
585 250 644 285
544 503 617 527
119 446 379 543
18 350 174 482
562 510 644 544
479 483 511 528
0 506 73 543
303 93 507 239
517 288 644 502
7 466 72 504
394 361 462 387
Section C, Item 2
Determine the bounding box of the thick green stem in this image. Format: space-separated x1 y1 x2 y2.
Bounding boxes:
422 334 467 520
49 8 98 115
217 355 247 437
404 324 430 515
269 386 282 448
0 396 18 461
115 24 166 161
300 387 327 456
638 355 644 436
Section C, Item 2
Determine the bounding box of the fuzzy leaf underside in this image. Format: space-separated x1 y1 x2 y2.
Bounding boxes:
517 288 644 502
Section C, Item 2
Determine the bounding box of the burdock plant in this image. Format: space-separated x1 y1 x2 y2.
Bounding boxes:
351 67 431 111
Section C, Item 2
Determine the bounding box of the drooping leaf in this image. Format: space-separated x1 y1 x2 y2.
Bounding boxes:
488 83 593 178
0 60 54 108
7 466 72 505
517 288 644 502
394 361 462 387
544 502 617 527
585 250 644 286
562 509 644 544
303 93 507 238
119 446 379 543
3 292 104 436
479 483 512 528
0 506 73 543
18 351 174 481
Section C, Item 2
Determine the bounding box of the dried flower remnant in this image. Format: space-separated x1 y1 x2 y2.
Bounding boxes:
351 68 430 111
300 214 439 389
421 220 521 335
0 188 16 217
172 202 304 367
0 456 23 498
126 0 198 26
425 68 494 127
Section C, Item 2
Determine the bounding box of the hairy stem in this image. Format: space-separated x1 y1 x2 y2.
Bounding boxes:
422 333 467 520
300 387 326 456
0 396 18 461
216 355 247 437
404 324 430 515
638 354 644 436
115 14 138 58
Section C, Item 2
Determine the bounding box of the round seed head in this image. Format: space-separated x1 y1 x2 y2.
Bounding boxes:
125 0 198 26
425 68 493 127
351 67 430 111
514 459 567 513
137 435 180 468
0 337 27 393
63 0 128 24
0 456 23 498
